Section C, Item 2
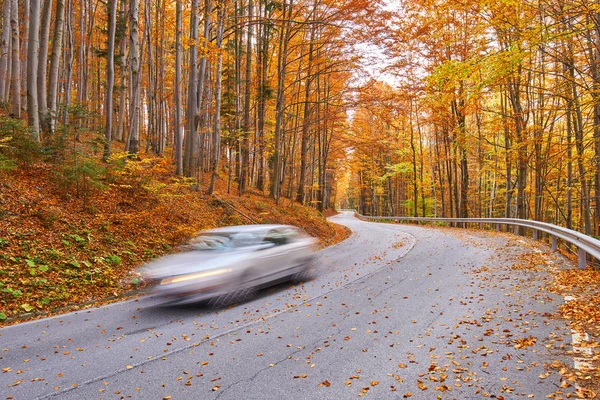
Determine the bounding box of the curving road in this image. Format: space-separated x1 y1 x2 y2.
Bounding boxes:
0 212 576 399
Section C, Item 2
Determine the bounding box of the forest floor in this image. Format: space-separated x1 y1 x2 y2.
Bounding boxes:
0 154 350 325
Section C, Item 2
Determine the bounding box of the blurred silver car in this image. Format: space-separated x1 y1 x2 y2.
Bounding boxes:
139 225 317 307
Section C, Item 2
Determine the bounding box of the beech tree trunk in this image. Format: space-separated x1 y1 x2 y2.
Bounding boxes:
104 0 118 159
271 0 294 200
239 0 253 194
174 0 183 175
208 2 226 195
48 0 65 134
62 0 73 125
183 0 199 177
26 0 41 140
37 0 52 132
297 14 316 204
21 0 29 112
0 0 11 103
9 0 20 118
126 0 140 154
115 0 127 141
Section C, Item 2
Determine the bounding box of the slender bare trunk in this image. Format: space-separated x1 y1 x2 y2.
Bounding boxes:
104 0 118 159
297 14 316 204
0 0 12 102
239 0 253 194
9 0 20 118
126 0 140 154
271 0 294 199
208 2 226 195
26 0 41 140
144 0 154 153
48 0 65 133
37 0 52 131
21 0 28 111
183 0 199 176
77 3 85 121
63 0 73 125
115 0 127 141
174 0 183 175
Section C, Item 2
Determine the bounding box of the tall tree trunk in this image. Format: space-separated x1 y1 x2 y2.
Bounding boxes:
453 94 468 219
506 72 527 228
9 0 20 118
104 0 118 159
126 0 140 154
157 0 166 154
567 114 573 229
501 89 513 218
239 0 253 194
587 9 600 234
568 62 592 234
77 1 85 126
37 0 52 132
174 0 183 175
233 0 242 183
144 0 155 153
21 0 29 112
63 0 73 124
297 12 316 204
409 101 419 217
183 0 199 177
271 0 293 200
256 0 270 192
115 0 127 141
0 0 11 103
26 0 41 140
208 2 226 195
48 0 65 133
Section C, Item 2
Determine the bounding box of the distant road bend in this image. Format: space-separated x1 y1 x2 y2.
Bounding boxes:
0 212 577 399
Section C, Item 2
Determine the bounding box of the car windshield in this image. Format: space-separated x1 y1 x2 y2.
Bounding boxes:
188 232 265 250
188 235 231 250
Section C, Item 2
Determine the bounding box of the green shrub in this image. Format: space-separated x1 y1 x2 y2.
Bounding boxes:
0 116 42 169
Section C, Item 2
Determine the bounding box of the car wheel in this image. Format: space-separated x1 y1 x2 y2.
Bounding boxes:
207 287 256 308
291 266 312 284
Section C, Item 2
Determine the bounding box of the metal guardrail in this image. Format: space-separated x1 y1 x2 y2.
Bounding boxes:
340 210 600 269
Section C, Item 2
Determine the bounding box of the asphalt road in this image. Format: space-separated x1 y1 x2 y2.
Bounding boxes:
0 212 577 399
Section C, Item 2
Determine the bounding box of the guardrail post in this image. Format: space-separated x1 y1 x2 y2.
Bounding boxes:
495 224 500 231
533 229 538 240
578 248 587 269
479 222 483 230
551 235 557 251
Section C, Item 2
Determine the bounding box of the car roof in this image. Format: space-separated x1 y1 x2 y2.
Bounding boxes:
202 224 296 234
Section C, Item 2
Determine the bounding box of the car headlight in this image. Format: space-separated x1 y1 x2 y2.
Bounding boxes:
160 268 233 285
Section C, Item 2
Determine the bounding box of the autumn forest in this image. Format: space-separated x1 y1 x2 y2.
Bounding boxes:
2 0 600 237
